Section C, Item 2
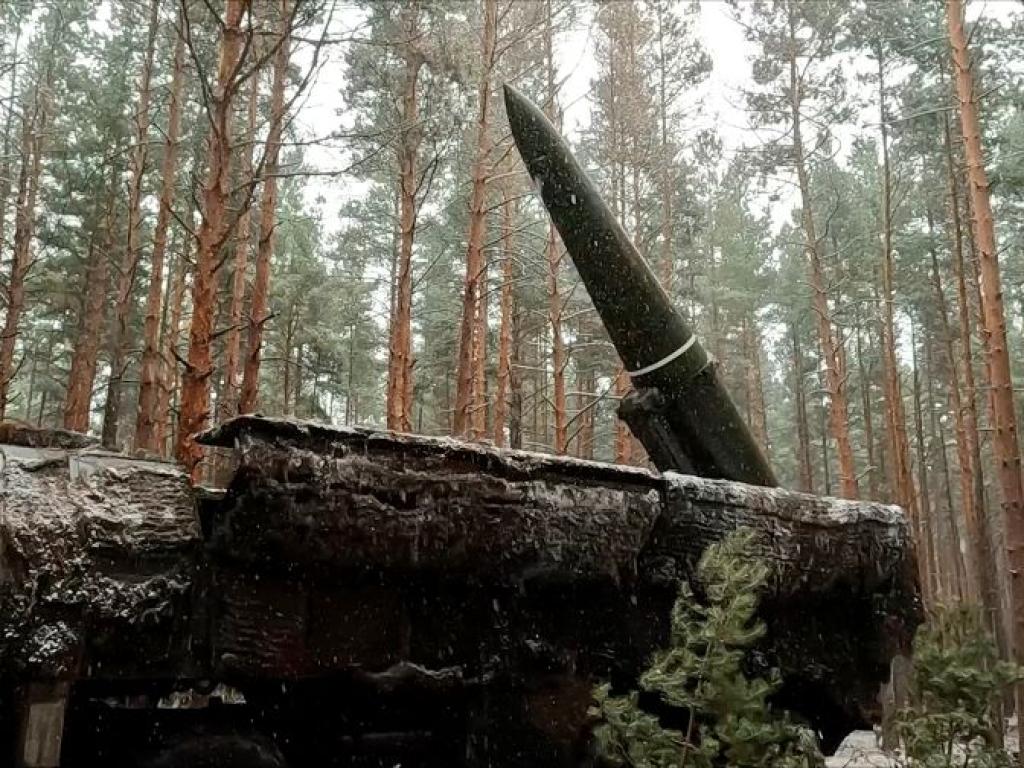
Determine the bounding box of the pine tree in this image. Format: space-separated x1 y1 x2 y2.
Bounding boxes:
101 0 160 450
452 0 498 439
177 0 253 476
736 0 859 498
135 4 188 453
896 606 1023 766
239 0 293 416
946 0 1024 696
593 529 822 768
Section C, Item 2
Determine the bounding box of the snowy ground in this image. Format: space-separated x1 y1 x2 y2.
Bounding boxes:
825 721 1020 767
825 731 894 768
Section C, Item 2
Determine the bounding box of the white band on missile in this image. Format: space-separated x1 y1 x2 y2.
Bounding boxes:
627 335 697 378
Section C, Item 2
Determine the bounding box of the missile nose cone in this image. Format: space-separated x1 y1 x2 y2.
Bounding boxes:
502 82 521 113
503 83 552 183
502 83 533 138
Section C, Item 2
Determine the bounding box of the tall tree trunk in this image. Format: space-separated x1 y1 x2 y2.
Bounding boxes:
136 7 187 452
493 195 515 447
23 334 37 423
856 326 879 499
948 0 1024 674
470 258 489 439
654 1 673 293
34 331 53 426
911 325 937 604
876 54 917 528
820 395 831 496
583 372 596 460
219 74 259 423
453 0 497 438
64 192 114 433
0 27 20 274
963 189 994 511
0 87 46 420
384 1 423 433
786 7 857 498
707 242 726 370
743 315 769 456
929 211 979 599
294 342 305 416
538 333 548 447
926 330 968 601
627 131 648 468
605 16 631 464
344 323 356 425
239 0 291 415
613 368 632 465
509 302 523 450
792 327 814 493
102 0 160 449
574 370 595 460
961 213 1005 632
876 390 889 499
281 308 297 416
177 0 251 477
548 231 568 455
542 0 566 454
155 243 187 456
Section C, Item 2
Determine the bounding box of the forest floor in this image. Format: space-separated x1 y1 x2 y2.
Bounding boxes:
825 721 1020 767
825 732 892 767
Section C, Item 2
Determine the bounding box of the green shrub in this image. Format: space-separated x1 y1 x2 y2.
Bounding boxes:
591 529 822 768
895 605 1023 767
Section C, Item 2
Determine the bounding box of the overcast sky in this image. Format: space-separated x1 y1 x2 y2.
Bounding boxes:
291 0 1019 239
294 2 761 234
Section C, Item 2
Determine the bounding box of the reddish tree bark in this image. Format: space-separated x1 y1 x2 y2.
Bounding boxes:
548 230 568 455
177 0 251 477
910 327 937 604
155 245 188 456
743 315 770 457
0 28 21 288
101 0 160 449
453 0 497 438
654 2 674 294
928 210 978 600
944 111 998 621
572 368 595 460
64 187 116 433
219 75 259 423
855 326 879 499
509 321 523 449
791 327 814 494
239 0 291 415
470 257 489 440
493 196 515 448
384 1 424 433
543 1 567 455
785 5 857 498
613 367 631 465
135 7 187 452
948 0 1024 676
0 87 46 420
876 56 917 531
924 332 969 601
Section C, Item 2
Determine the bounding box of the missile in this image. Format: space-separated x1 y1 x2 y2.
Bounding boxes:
503 83 776 486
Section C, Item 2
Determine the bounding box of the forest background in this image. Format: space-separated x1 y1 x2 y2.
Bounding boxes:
2 0 1024 644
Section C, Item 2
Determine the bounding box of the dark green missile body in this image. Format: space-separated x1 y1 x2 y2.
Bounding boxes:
503 84 776 486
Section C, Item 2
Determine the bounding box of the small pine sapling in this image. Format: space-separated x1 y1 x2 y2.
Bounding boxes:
895 605 1023 767
592 529 822 768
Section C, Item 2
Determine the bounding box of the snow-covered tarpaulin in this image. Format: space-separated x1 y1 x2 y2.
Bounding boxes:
0 417 920 765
